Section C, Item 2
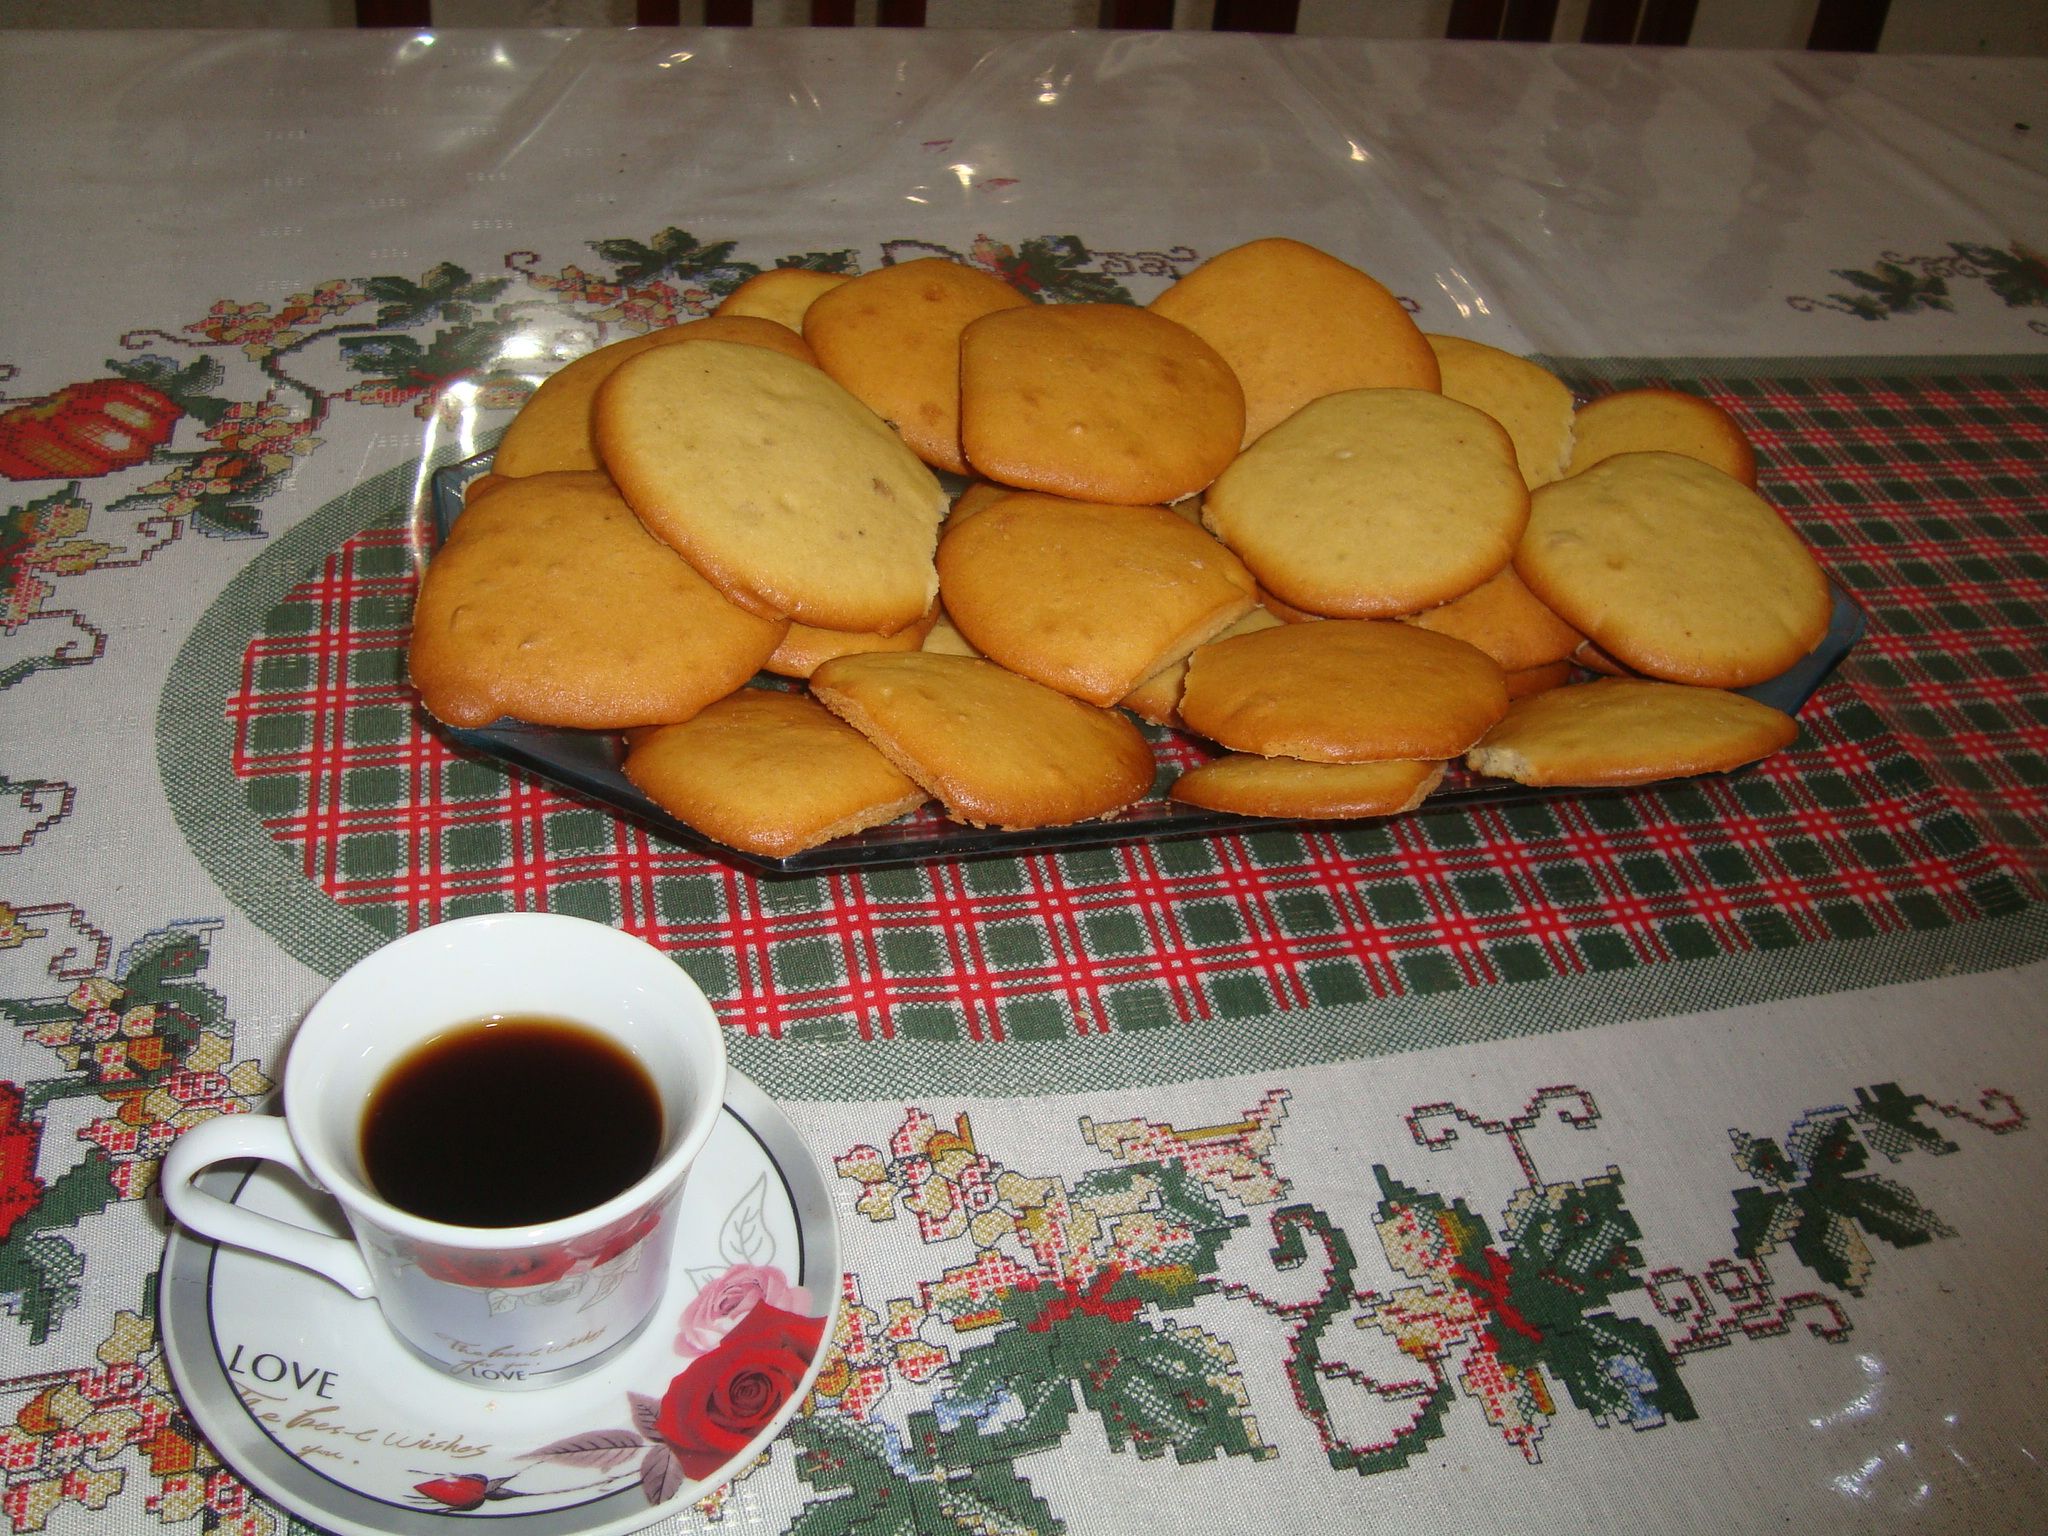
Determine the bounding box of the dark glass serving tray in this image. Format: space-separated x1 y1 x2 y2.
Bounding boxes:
419 451 1865 875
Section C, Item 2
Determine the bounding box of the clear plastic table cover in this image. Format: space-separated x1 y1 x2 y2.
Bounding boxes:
2 26 2045 1536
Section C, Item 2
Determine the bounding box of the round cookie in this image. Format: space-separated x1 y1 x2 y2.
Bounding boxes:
1466 677 1798 786
1202 387 1529 619
623 688 927 857
495 317 818 478
1516 451 1831 688
958 303 1245 505
407 472 787 730
1179 620 1508 763
1566 387 1757 486
1148 237 1439 444
1505 659 1575 699
937 492 1257 706
1169 756 1444 820
595 340 948 635
715 267 850 333
801 257 1029 475
808 652 1156 830
1425 334 1575 489
1401 565 1583 671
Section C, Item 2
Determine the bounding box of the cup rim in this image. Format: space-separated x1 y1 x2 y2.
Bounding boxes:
282 913 728 1252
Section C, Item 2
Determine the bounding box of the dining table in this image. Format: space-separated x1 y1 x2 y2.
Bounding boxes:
1 19 2045 1536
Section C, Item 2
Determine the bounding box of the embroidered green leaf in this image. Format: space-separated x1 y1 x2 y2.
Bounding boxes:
339 325 519 397
1730 1111 1955 1293
1543 1311 1697 1428
1498 1170 1644 1321
932 1456 1062 1536
776 250 861 274
785 1412 1029 1536
1006 236 1134 306
1849 1083 1959 1162
362 263 511 327
1950 241 2048 308
589 228 758 294
108 354 233 425
1828 261 1951 316
1069 1160 1244 1307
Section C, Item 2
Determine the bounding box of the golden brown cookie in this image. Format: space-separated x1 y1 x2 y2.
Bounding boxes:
1120 607 1282 728
408 472 786 729
595 340 948 634
1168 756 1444 819
494 317 817 478
1516 451 1831 687
1148 237 1439 443
1401 565 1583 671
622 687 927 857
801 257 1028 475
1179 620 1508 762
937 492 1257 706
1566 387 1757 486
809 652 1156 829
1466 677 1798 786
1202 388 1528 619
762 601 941 679
946 480 1013 529
1505 659 1575 699
1425 334 1575 489
958 303 1245 505
715 267 850 333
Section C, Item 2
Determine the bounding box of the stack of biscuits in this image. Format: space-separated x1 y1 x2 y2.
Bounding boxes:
408 238 1830 857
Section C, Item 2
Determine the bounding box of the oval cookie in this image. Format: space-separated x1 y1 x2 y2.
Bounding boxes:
1202 388 1529 619
1516 451 1830 688
1466 677 1798 786
595 340 948 635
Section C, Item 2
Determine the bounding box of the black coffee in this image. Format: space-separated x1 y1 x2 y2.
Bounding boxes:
361 1016 663 1228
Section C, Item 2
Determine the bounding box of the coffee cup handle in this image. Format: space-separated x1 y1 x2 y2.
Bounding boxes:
161 1113 376 1299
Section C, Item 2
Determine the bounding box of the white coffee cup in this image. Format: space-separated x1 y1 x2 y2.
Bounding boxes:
161 913 726 1389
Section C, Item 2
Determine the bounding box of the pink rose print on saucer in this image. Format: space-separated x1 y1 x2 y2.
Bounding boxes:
675 1262 812 1357
521 1264 828 1506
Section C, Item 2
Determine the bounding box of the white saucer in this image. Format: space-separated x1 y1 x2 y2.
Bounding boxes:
159 1068 841 1536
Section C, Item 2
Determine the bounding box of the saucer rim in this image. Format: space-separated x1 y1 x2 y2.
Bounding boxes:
158 1065 843 1536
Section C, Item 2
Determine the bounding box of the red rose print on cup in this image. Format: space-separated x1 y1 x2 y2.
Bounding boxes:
675 1261 812 1356
652 1302 827 1480
520 1263 829 1506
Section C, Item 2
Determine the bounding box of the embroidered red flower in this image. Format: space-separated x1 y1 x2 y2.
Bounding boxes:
0 1084 46 1244
651 1303 826 1481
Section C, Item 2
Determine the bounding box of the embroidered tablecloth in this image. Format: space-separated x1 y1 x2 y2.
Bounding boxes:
2 26 2045 1536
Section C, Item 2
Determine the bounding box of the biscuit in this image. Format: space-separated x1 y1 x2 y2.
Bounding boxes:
1148 237 1439 443
1179 620 1508 762
762 601 941 679
958 303 1245 505
494 317 818 478
1401 565 1583 671
802 257 1028 475
1120 607 1282 727
1168 756 1444 819
1505 659 1575 699
1202 388 1529 619
1425 334 1575 489
1516 451 1830 687
715 267 850 333
946 480 1013 529
1566 387 1757 486
1466 677 1798 786
622 687 927 857
809 652 1156 829
937 492 1257 706
595 340 947 634
408 472 786 729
